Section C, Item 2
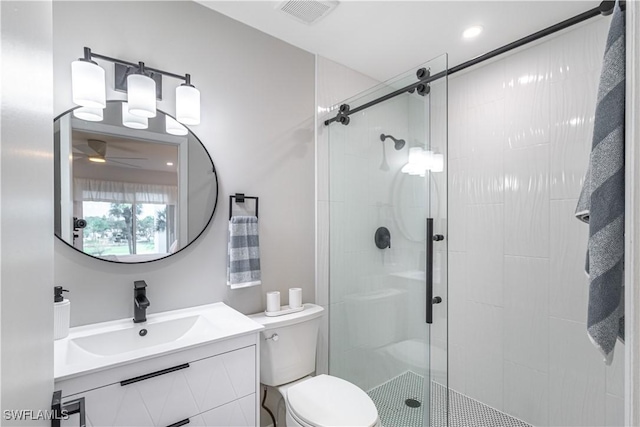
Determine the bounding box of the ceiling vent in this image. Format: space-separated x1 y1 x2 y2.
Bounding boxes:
277 1 339 25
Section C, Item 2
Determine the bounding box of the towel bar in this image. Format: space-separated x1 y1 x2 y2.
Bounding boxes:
229 193 259 219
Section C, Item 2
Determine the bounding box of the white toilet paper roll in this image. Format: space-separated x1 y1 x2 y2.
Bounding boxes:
266 291 281 312
289 288 302 309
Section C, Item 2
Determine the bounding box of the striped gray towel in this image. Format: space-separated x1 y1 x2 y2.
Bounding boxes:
575 1 625 365
227 216 262 289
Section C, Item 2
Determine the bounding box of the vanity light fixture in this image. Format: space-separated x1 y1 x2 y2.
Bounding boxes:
73 106 103 122
165 115 188 136
176 75 200 125
70 47 200 127
402 147 425 176
166 162 174 166
401 147 444 176
127 64 157 118
122 102 148 130
71 48 106 108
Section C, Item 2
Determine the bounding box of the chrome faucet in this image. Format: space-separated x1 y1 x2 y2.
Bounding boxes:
133 280 150 323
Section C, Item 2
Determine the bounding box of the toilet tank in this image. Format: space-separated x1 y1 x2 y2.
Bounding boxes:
249 304 324 387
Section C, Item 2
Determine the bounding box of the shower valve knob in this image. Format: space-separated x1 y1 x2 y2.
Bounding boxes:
433 234 444 241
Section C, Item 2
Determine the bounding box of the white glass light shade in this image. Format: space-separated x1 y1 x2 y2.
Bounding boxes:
176 85 200 125
401 163 417 175
71 60 106 108
127 74 156 118
408 147 423 164
165 115 188 136
408 147 424 175
122 102 148 129
422 150 434 170
431 153 444 173
402 147 434 176
73 106 103 122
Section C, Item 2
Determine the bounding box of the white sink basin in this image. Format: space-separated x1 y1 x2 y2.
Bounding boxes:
55 302 264 381
71 314 211 357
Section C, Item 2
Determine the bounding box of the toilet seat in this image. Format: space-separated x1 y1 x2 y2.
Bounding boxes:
285 375 379 427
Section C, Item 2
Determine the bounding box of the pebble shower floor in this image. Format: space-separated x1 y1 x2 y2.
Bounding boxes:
367 371 532 427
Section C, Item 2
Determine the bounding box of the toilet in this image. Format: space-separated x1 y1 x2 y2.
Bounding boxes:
249 303 380 427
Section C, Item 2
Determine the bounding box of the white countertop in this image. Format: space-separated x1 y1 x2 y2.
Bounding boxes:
54 302 264 381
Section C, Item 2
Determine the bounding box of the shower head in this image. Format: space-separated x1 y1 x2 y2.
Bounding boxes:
380 133 406 150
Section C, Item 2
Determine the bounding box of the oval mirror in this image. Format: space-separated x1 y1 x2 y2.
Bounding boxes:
54 100 218 263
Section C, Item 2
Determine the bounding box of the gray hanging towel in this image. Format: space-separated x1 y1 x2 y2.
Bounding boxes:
227 216 262 289
575 1 625 365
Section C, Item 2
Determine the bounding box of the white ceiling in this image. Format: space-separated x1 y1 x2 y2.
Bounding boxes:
199 0 602 81
73 131 178 172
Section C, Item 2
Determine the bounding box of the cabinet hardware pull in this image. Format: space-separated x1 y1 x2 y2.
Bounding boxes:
167 418 190 427
120 363 190 386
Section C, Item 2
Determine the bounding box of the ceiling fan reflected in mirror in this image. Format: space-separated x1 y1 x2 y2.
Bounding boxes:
74 139 148 168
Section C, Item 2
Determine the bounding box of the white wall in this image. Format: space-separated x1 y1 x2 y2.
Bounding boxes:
0 1 54 423
447 17 625 427
52 1 315 326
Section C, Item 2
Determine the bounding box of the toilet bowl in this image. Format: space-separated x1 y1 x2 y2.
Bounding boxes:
278 375 379 427
249 304 380 427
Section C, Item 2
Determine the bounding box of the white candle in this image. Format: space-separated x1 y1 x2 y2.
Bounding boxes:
289 288 302 309
266 291 280 312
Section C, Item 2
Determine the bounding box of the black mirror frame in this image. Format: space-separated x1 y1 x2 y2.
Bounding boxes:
53 100 219 264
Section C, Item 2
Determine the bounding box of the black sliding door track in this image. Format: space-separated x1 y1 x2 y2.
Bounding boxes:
324 0 624 126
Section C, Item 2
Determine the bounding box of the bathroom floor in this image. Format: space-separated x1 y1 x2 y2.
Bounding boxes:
368 371 532 427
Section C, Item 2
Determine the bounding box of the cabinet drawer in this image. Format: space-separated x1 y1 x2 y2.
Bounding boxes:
189 394 256 427
63 345 255 427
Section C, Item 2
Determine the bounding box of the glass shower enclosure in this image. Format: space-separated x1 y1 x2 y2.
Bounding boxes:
327 54 448 427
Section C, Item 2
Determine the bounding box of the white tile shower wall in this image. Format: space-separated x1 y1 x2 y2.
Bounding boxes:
447 17 624 427
323 59 452 392
326 94 418 392
323 58 450 391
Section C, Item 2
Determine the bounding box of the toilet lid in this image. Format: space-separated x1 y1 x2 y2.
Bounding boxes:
287 375 379 427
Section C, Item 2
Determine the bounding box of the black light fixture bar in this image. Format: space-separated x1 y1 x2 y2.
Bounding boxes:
324 0 622 126
83 47 188 82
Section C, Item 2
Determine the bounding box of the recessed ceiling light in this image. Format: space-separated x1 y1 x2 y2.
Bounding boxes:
166 162 174 166
463 25 483 39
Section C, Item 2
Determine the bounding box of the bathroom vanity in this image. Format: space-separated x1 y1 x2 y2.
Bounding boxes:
54 303 263 427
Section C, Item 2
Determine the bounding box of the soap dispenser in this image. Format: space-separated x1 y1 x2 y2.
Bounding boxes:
54 286 70 340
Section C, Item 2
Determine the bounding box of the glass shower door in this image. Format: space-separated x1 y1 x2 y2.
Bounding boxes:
327 54 448 427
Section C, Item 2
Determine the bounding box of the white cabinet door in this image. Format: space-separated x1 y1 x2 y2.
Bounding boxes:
62 346 255 427
183 344 255 413
189 394 256 427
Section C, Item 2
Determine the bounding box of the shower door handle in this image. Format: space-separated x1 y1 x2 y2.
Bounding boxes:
426 218 443 324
